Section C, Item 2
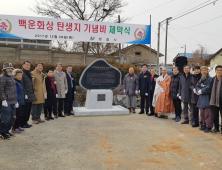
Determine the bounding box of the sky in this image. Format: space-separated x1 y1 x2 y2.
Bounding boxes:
1 0 222 64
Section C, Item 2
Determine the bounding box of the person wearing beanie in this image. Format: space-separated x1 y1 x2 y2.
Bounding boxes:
12 69 26 134
44 68 58 121
195 66 213 133
0 63 18 139
189 66 201 127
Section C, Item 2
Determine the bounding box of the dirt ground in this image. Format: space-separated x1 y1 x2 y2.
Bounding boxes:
1 110 222 170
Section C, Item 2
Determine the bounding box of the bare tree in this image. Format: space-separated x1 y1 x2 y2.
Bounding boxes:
191 45 210 66
32 0 127 64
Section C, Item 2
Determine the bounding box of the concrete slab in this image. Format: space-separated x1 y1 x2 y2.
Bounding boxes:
73 105 129 116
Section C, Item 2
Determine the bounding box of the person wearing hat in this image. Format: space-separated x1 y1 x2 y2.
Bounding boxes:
53 62 68 117
195 66 213 133
0 63 19 139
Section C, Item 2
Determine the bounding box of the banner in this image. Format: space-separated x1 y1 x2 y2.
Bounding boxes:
0 14 151 44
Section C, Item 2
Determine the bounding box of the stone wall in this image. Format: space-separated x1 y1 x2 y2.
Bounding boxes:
0 45 115 65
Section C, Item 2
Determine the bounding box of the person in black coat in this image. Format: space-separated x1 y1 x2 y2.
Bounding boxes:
139 64 151 115
64 65 76 116
148 68 159 116
44 68 58 120
21 61 37 128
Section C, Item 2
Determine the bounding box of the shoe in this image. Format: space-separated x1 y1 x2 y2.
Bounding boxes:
139 112 144 114
192 124 199 127
199 126 206 131
148 113 154 116
65 113 70 116
172 117 176 120
54 115 58 119
155 114 158 117
1 133 10 140
164 115 168 119
211 128 220 133
204 128 212 133
27 124 33 128
38 119 45 123
58 114 65 117
18 127 25 131
48 116 54 120
12 129 21 134
175 116 181 122
45 117 50 121
181 120 189 124
158 115 164 118
128 108 131 113
32 120 39 124
6 131 15 137
70 113 74 115
132 108 136 113
21 124 30 128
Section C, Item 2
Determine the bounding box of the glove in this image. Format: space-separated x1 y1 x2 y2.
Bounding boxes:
160 88 164 92
177 93 179 97
56 94 58 98
25 95 28 99
123 89 125 93
45 93 47 99
145 93 148 96
179 96 181 100
2 100 8 107
65 91 68 94
198 90 202 94
15 102 19 108
135 90 138 94
193 89 197 94
74 91 76 94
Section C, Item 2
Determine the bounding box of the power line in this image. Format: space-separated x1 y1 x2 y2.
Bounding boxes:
129 0 175 19
161 26 182 45
171 0 218 22
172 15 222 29
172 0 197 17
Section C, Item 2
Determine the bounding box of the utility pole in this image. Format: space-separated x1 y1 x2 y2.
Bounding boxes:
165 19 169 66
118 15 123 64
157 22 160 72
149 15 152 69
184 44 186 56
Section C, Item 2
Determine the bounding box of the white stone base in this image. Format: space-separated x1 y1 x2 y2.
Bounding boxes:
73 105 129 117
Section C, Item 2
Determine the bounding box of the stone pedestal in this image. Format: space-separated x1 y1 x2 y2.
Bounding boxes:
73 90 129 117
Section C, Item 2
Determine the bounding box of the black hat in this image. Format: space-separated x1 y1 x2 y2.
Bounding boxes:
2 62 14 71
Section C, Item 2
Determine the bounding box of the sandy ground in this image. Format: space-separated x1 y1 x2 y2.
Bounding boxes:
0 110 222 170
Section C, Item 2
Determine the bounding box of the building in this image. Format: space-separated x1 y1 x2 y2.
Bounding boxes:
209 48 222 68
173 53 211 67
110 44 164 69
0 38 52 49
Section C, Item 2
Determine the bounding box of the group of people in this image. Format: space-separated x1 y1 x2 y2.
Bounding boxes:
0 61 76 139
123 64 222 134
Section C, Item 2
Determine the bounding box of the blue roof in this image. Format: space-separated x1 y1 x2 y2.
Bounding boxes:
178 53 211 59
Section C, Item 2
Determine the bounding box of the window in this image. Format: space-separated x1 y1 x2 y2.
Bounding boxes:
0 38 6 41
23 45 36 49
135 51 141 56
37 46 49 49
7 44 21 47
37 40 50 44
23 39 36 43
7 38 21 42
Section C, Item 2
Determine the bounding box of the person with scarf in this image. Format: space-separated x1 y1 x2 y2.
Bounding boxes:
44 68 58 121
12 69 26 134
153 68 174 119
210 65 222 134
195 66 213 133
21 61 37 128
189 66 201 127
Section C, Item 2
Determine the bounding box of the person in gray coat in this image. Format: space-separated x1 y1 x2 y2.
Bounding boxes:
178 65 193 124
123 67 139 113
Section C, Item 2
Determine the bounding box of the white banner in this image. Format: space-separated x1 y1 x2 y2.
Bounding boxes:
0 14 151 44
